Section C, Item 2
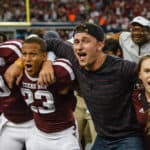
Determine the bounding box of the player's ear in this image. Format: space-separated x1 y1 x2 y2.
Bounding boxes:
42 52 47 61
97 41 104 52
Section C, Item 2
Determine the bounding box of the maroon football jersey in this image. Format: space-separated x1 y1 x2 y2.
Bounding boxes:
0 40 33 123
20 58 76 132
132 89 148 128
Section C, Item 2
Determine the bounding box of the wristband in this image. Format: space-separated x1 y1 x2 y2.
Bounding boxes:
47 51 56 61
14 59 24 68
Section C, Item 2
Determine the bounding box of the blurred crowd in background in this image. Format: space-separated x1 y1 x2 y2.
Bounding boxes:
0 0 149 33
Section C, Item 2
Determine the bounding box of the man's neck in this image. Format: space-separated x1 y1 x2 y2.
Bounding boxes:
86 53 107 71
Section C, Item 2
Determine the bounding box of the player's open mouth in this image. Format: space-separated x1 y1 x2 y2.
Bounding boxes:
77 52 87 59
25 64 32 71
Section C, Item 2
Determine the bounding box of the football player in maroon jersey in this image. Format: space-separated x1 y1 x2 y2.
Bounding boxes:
19 37 80 150
0 40 34 150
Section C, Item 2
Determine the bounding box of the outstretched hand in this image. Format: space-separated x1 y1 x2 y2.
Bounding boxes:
38 60 55 86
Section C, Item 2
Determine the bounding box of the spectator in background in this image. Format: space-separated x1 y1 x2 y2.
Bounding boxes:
102 38 123 58
29 29 46 39
0 32 7 43
43 30 60 40
43 30 61 61
119 16 150 63
1 0 149 33
132 54 150 150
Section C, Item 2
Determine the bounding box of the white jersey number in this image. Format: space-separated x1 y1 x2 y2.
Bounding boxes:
0 75 11 97
21 88 55 114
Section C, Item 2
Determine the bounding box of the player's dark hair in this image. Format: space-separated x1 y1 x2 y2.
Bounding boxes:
24 37 47 52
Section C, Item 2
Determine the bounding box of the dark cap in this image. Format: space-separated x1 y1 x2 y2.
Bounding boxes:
73 22 105 41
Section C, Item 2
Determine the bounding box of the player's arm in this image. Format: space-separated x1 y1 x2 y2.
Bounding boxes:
58 86 71 95
38 60 55 86
38 39 74 85
3 40 23 88
53 58 75 95
4 58 24 88
5 53 56 88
